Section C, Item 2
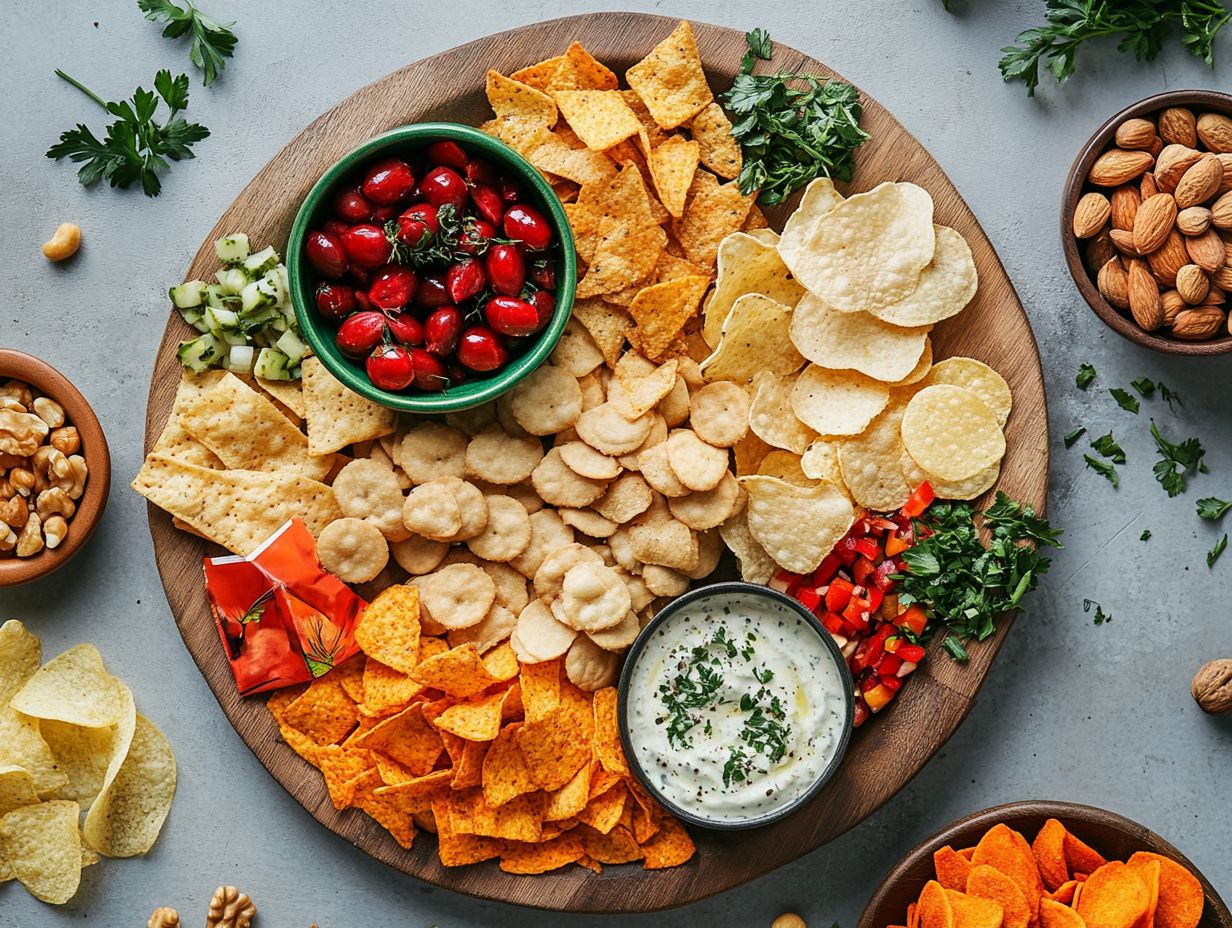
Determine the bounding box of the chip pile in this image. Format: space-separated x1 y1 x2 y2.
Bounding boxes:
268 586 695 873
698 177 1014 579
897 820 1204 928
0 620 176 904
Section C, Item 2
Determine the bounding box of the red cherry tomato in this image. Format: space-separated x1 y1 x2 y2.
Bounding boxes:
527 259 556 290
499 175 522 204
445 258 486 304
483 295 540 337
426 140 468 171
368 264 418 311
322 218 350 239
366 344 415 391
465 158 498 187
353 289 372 311
334 188 374 223
485 244 525 296
306 230 348 278
361 158 415 205
470 185 505 225
502 204 553 250
315 282 356 321
340 224 393 268
528 289 555 332
421 166 468 210
457 220 495 256
336 311 388 358
415 273 451 309
371 204 397 222
424 305 462 356
409 348 448 391
456 326 508 372
385 311 424 346
394 203 440 247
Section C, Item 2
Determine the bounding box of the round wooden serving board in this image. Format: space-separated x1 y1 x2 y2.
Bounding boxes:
143 12 1049 913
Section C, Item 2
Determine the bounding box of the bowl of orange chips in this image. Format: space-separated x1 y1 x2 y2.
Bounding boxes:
858 801 1230 928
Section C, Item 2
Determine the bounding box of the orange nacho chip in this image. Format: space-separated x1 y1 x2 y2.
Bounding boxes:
448 788 542 843
352 702 443 776
542 762 592 822
409 643 501 698
919 880 957 928
511 55 565 91
1039 898 1086 928
518 659 561 723
432 687 512 741
516 701 593 791
280 675 358 745
640 815 695 869
353 585 421 675
968 865 1031 928
449 738 488 790
579 823 643 864
591 687 630 776
500 830 586 874
935 845 975 892
1076 862 1150 928
1033 819 1071 892
1127 853 1203 928
482 723 539 807
1047 881 1080 906
318 744 373 810
352 769 417 849
481 641 520 682
674 174 755 267
375 768 454 814
578 781 627 834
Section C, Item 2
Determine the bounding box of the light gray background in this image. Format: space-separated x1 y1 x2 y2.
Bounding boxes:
1 1 1229 926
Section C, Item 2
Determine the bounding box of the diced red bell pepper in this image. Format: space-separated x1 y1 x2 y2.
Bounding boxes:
865 585 884 614
897 603 928 636
901 482 935 518
811 553 841 586
796 587 822 614
821 612 845 636
833 535 860 566
842 596 871 630
865 635 886 669
854 537 881 561
879 674 903 693
864 682 896 712
875 652 903 677
884 534 911 557
872 559 898 591
860 670 880 692
825 576 854 612
853 699 870 728
896 642 926 663
852 556 875 587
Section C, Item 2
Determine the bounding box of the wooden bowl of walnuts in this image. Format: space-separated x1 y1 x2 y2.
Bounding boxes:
0 349 111 586
1063 90 1232 355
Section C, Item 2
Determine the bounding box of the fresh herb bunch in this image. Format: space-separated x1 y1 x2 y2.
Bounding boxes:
718 28 869 206
46 69 209 197
996 0 1230 96
895 492 1063 660
138 0 238 86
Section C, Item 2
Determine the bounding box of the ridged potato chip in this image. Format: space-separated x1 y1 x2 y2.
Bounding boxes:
701 293 806 383
919 357 1013 428
790 292 929 382
0 800 82 904
867 225 978 327
740 475 855 574
839 401 914 510
781 181 936 313
81 714 176 858
11 644 123 729
791 365 889 437
703 233 804 348
902 384 1006 482
750 371 814 454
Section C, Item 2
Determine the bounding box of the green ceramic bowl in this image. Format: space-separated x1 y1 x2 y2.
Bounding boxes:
287 123 576 414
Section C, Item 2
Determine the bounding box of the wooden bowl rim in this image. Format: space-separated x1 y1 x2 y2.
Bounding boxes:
1060 89 1232 356
0 349 111 586
857 800 1232 928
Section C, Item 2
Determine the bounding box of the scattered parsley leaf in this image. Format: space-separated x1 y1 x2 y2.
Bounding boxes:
1159 382 1183 410
1075 362 1097 390
1110 388 1140 413
1063 427 1087 448
943 636 969 661
740 26 772 70
1150 419 1205 497
1140 529 1152 541
1083 599 1112 625
1208 533 1227 567
1198 497 1232 520
1084 454 1119 486
1090 432 1127 464
1131 377 1156 397
138 0 238 86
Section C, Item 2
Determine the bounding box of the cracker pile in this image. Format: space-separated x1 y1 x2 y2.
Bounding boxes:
268 589 694 873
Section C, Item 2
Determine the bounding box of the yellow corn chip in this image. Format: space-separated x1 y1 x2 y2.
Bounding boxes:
627 275 710 360
554 90 642 152
690 102 742 179
409 644 500 698
301 357 396 455
482 722 539 807
648 136 700 217
571 298 632 365
353 585 421 676
625 20 714 129
546 42 619 92
676 175 755 267
511 55 566 91
433 688 510 741
486 69 557 125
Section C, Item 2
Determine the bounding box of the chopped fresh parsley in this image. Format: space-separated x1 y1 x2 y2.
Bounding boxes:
1150 419 1205 497
138 0 238 86
1084 454 1119 486
1110 388 1140 414
1090 432 1127 464
1076 363 1097 390
1140 529 1152 541
1197 497 1232 520
1083 599 1112 625
1159 383 1183 410
1131 377 1156 397
1063 427 1087 449
1208 533 1228 567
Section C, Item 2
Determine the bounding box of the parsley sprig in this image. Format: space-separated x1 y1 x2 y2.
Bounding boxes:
1149 419 1206 497
138 0 238 86
719 29 869 206
1197 497 1232 520
46 69 209 197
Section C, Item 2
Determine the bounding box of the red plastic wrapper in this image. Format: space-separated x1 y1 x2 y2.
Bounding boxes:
203 518 366 695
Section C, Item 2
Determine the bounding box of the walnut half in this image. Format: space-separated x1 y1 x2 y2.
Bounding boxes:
1192 659 1232 714
147 906 180 928
206 885 256 928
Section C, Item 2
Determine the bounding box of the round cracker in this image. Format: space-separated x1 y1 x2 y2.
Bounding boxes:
556 562 631 632
484 561 531 614
641 564 688 598
444 402 498 436
750 370 814 453
509 364 583 436
838 401 913 511
668 471 743 529
564 632 620 691
466 495 532 562
919 356 1012 428
867 225 978 327
559 507 619 538
665 429 730 492
586 608 640 651
790 291 929 383
414 563 495 629
689 381 750 448
401 479 463 541
607 526 639 573
506 481 545 514
680 527 724 580
400 422 467 484
515 599 577 661
465 427 544 485
901 384 1005 481
531 446 609 508
557 441 621 480
532 542 604 601
317 517 389 583
637 442 689 497
658 375 691 427
577 371 606 410
447 478 489 541
617 413 668 469
740 475 855 574
390 534 448 575
448 602 517 654
332 458 410 541
594 473 655 524
790 365 889 437
496 393 533 439
509 508 575 578
575 403 654 455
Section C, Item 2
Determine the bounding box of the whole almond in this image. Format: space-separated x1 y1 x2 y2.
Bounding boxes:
1154 144 1202 193
1177 206 1212 236
1084 230 1116 274
1212 191 1232 230
1172 305 1224 340
1128 258 1163 330
1110 228 1141 256
1162 289 1187 325
1186 228 1227 272
1197 112 1232 154
1089 149 1154 187
1147 229 1189 286
1115 118 1158 151
1213 264 1232 291
1176 264 1210 304
1097 257 1130 309
1174 154 1224 209
1110 186 1141 231
1133 193 1178 253
1215 154 1232 195
1141 172 1160 198
1159 107 1197 147
1205 284 1227 305
1073 192 1112 239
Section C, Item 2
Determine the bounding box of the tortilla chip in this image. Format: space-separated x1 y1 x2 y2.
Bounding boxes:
577 781 627 834
547 42 619 92
675 174 754 267
542 762 592 822
511 55 566 91
625 20 713 129
409 644 500 699
317 743 373 809
690 102 742 178
499 830 585 873
627 275 710 360
554 89 642 151
515 703 593 791
353 585 421 676
353 703 443 776
519 660 561 723
486 69 557 124
449 788 541 842
433 688 511 741
301 357 396 455
701 293 804 383
361 658 425 715
376 768 454 814
640 815 695 869
481 722 539 807
580 823 643 864
591 687 630 776
648 136 700 218
571 299 632 365
702 231 803 348
351 768 416 848
280 674 358 745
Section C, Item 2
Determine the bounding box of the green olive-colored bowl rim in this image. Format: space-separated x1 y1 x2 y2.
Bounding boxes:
287 122 576 413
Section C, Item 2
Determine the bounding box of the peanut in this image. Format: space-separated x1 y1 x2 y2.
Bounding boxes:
41 222 81 262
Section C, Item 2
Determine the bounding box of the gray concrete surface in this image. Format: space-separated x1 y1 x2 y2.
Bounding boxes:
2 1 1230 925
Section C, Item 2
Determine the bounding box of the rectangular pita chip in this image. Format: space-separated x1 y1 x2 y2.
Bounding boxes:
301 357 397 455
150 370 226 469
131 453 341 555
257 377 307 418
177 372 331 480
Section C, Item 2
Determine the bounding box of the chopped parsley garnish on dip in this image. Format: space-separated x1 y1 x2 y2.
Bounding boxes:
625 591 847 825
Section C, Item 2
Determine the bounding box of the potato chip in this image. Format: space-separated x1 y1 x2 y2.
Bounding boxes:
0 707 68 797
868 225 978 327
1032 818 1070 892
757 450 812 485
689 102 741 178
131 454 342 556
800 439 845 486
777 177 845 271
676 176 755 268
0 766 37 817
782 181 936 313
626 275 710 361
947 890 1006 928
11 643 122 729
741 475 855 574
648 136 700 218
750 371 815 453
918 880 956 928
1128 853 1203 928
625 20 713 129
81 714 175 858
902 385 1006 482
791 365 890 437
702 232 804 348
839 401 913 510
790 292 929 383
1064 830 1107 876
968 864 1031 928
564 634 620 691
0 800 82 904
718 510 776 584
901 447 999 501
414 565 496 631
973 823 1044 920
1040 897 1085 928
920 358 1013 428
554 89 642 151
1076 862 1150 928
0 619 41 704
702 293 806 383
39 720 122 808
301 357 396 455
552 317 608 377
934 845 974 892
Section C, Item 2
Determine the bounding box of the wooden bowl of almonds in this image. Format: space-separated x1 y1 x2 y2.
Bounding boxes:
0 349 110 586
1063 90 1232 355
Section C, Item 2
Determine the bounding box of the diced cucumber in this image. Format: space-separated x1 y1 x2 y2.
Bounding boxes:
216 267 249 295
179 307 205 330
204 283 226 309
257 268 286 306
275 328 308 365
240 306 280 329
215 234 250 264
204 306 240 333
253 347 292 380
225 345 255 374
273 266 290 305
178 333 225 373
240 280 276 313
242 245 280 277
268 315 289 334
169 280 207 309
